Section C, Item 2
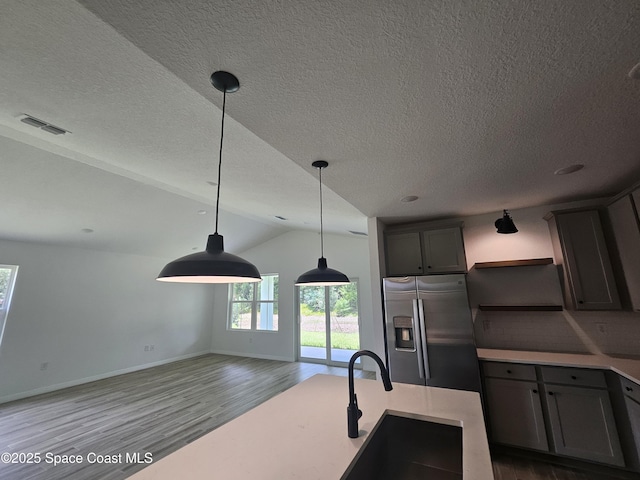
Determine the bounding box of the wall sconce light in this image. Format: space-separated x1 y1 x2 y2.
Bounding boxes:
495 210 518 234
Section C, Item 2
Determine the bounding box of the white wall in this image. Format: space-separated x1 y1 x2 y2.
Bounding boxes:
0 239 214 402
210 230 376 367
460 200 640 356
367 217 387 364
461 199 603 267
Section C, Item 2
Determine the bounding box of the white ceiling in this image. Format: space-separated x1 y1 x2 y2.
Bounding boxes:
1 0 640 257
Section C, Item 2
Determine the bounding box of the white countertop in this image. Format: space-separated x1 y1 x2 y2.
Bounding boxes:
127 374 493 480
477 348 640 384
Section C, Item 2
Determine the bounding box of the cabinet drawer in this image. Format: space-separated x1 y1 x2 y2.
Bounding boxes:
540 366 606 388
482 361 536 381
621 376 640 404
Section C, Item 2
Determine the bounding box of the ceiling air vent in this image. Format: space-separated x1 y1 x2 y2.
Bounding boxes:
19 114 69 135
20 116 47 128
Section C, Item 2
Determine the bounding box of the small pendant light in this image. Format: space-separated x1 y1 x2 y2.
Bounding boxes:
296 161 350 286
157 71 261 283
495 209 518 234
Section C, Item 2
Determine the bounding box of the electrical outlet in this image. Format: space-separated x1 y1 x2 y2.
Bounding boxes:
40 362 48 371
596 323 606 334
150 344 155 351
144 345 149 351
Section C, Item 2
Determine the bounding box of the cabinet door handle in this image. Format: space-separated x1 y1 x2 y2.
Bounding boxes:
532 389 538 394
548 391 554 396
417 266 422 270
626 386 633 392
571 375 577 380
578 300 584 304
427 265 432 269
506 369 512 374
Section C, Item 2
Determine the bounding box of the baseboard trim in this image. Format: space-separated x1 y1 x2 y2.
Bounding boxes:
209 349 293 362
0 350 210 404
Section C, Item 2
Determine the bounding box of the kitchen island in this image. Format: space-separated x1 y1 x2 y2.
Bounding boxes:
127 374 492 479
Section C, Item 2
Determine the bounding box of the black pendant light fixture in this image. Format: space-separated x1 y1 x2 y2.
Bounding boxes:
495 209 518 234
296 161 350 286
157 71 261 284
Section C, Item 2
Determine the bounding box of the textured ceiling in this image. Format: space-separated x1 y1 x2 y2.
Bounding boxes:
0 133 287 257
1 0 640 257
0 0 363 257
77 0 640 223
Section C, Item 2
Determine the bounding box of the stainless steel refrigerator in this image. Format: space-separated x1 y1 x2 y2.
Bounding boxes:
383 275 482 393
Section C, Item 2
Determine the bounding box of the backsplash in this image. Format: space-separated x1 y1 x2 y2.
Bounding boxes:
473 310 640 356
466 258 640 356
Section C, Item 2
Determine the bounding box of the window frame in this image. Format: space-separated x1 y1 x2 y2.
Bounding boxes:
0 264 19 347
227 274 278 332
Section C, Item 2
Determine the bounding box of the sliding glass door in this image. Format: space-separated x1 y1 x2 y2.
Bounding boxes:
297 281 360 366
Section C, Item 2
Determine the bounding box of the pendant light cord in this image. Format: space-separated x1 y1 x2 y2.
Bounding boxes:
319 165 324 258
214 88 227 234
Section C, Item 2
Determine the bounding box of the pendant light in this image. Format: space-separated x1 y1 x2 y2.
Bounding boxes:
157 71 261 283
296 161 350 286
495 209 518 234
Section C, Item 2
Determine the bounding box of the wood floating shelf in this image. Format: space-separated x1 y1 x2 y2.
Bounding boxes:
478 304 563 312
474 258 554 269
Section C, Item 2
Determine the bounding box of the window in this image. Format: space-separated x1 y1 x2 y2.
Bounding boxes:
0 265 18 346
229 274 278 331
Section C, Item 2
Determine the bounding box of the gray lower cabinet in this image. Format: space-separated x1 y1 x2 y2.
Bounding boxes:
542 383 625 466
482 361 627 468
620 376 640 471
484 377 548 451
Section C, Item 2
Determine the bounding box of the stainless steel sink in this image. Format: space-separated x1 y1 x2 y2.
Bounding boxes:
341 411 463 480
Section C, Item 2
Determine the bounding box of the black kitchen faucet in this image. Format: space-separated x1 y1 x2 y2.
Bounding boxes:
347 350 393 438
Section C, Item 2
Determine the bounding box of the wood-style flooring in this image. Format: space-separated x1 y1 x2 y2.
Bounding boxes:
0 354 373 480
0 354 635 480
491 450 638 480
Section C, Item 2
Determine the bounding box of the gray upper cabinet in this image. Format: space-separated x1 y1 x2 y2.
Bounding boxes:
422 227 466 274
385 225 466 276
633 189 640 214
385 232 424 276
546 209 621 310
608 193 640 311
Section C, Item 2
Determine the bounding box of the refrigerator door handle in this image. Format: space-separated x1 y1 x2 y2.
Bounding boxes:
418 299 431 380
412 299 425 380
